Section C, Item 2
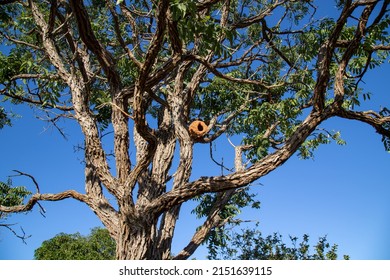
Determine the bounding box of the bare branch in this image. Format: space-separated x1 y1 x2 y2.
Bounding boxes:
106 0 142 69
209 142 234 173
146 107 335 216
47 0 57 36
29 0 70 81
69 0 121 89
173 190 235 260
260 19 299 71
139 0 170 79
337 109 390 137
167 7 182 55
119 2 142 56
372 45 390 51
334 2 377 104
10 170 40 193
0 224 31 244
0 190 88 213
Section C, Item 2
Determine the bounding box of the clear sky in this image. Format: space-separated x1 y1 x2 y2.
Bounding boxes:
1 2 390 260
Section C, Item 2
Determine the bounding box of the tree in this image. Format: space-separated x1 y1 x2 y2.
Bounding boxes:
34 227 116 260
34 227 347 260
0 0 389 260
208 226 349 260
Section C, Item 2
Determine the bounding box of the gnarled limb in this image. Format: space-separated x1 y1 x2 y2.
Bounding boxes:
337 109 390 137
145 106 335 216
0 190 87 213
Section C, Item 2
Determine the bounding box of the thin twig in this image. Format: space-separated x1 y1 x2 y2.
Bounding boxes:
11 170 40 193
0 224 31 244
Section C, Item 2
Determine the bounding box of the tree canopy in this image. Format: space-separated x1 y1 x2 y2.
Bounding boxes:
0 0 389 259
208 226 350 260
34 226 347 260
34 227 116 260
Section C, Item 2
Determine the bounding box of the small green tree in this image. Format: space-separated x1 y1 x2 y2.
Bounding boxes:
208 226 349 260
34 226 348 260
1 0 389 259
34 227 116 260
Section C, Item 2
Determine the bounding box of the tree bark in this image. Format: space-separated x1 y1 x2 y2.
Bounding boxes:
3 0 389 261
116 209 158 260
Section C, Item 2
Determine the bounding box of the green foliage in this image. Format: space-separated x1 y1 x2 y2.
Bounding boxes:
0 107 11 129
380 107 390 152
192 189 260 222
34 227 116 260
208 225 349 260
0 179 31 220
192 188 261 258
1 0 388 153
299 130 346 159
0 179 31 208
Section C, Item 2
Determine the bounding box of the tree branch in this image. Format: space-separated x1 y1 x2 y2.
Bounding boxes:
173 190 234 260
146 107 335 216
1 89 73 112
129 1 171 195
336 109 390 137
174 139 251 259
10 170 40 193
0 31 41 50
0 190 88 213
69 0 121 89
189 54 285 89
106 0 142 69
0 224 31 244
167 7 182 55
30 0 120 197
231 0 288 29
334 1 377 105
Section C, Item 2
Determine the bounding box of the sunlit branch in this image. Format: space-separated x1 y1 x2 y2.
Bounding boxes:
173 190 235 260
0 190 87 213
146 107 334 216
337 109 390 138
69 0 121 89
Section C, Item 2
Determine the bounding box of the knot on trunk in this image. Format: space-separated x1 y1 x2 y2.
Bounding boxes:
189 120 209 139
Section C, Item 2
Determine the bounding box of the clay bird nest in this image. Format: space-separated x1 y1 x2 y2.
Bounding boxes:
189 120 209 139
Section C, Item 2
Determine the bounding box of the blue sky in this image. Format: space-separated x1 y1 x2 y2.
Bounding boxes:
1 2 390 260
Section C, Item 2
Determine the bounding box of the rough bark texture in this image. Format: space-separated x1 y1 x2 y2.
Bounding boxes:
1 0 389 260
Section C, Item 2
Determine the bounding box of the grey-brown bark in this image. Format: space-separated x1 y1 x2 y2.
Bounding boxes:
1 0 389 260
